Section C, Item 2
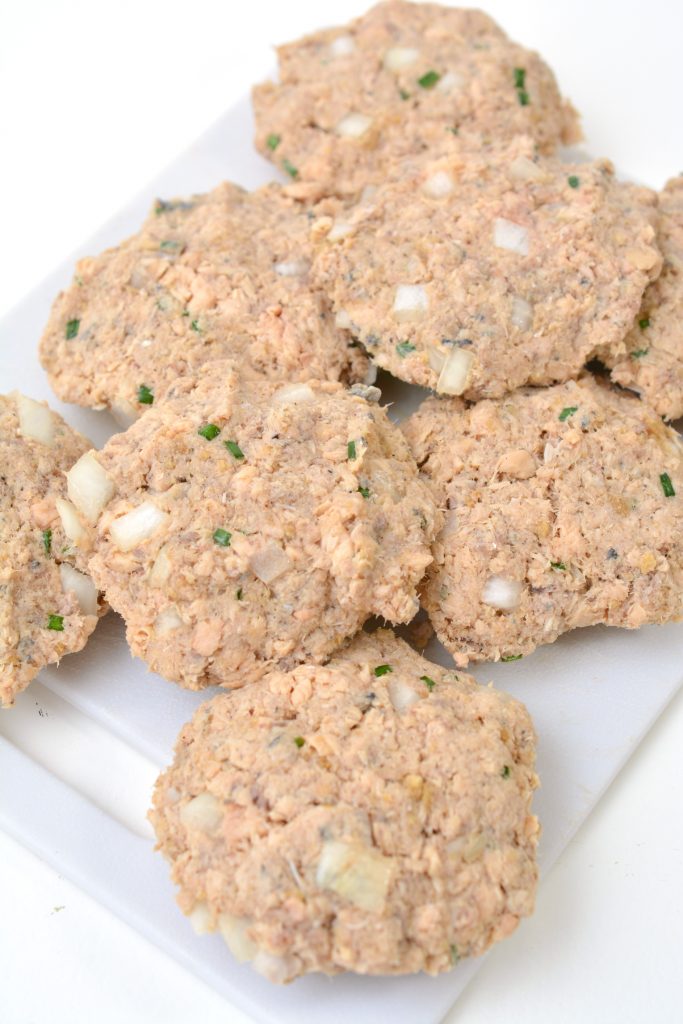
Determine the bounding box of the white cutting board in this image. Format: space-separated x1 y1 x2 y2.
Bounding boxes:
0 95 682 1024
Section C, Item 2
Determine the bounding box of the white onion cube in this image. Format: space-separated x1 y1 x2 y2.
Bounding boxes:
392 284 428 322
482 576 522 611
493 218 530 256
436 348 474 395
109 500 168 551
329 34 355 57
59 563 98 616
67 451 116 524
383 46 420 71
336 112 372 138
316 839 393 912
423 171 454 198
15 393 55 446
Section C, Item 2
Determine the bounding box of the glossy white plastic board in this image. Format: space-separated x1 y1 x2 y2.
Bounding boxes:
0 96 681 1024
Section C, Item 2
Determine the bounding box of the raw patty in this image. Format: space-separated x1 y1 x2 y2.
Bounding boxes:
403 376 683 665
605 176 683 421
0 393 105 707
84 363 440 690
313 136 661 399
253 0 580 199
149 629 539 981
39 182 368 422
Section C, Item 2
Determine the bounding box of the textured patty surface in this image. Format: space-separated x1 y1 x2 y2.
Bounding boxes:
253 0 579 198
403 377 683 665
85 364 440 690
605 176 683 421
39 182 368 421
313 137 661 399
150 630 539 981
0 393 104 707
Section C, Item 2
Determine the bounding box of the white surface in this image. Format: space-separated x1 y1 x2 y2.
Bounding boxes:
0 2 682 1023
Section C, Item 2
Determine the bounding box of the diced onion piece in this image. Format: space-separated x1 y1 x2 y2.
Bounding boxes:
392 283 428 322
329 34 355 57
387 678 420 713
437 69 463 94
494 218 529 255
252 950 299 985
149 544 172 587
359 185 377 205
383 46 420 71
110 397 138 429
188 902 215 936
363 363 378 386
544 442 558 464
218 914 258 963
422 170 454 198
272 383 315 405
510 296 533 331
508 154 546 182
155 607 183 636
316 839 393 912
55 497 88 547
66 452 116 524
179 792 222 832
327 220 353 242
428 347 446 374
15 394 55 446
109 500 168 551
250 545 291 584
482 576 522 611
274 259 308 276
336 112 372 138
59 563 98 616
441 510 459 536
436 348 474 395
335 309 353 329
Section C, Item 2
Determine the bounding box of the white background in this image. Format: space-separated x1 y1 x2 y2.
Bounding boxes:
1 2 682 1022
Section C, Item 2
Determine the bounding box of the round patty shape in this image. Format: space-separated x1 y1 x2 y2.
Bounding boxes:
149 629 539 981
38 182 368 423
0 393 105 707
403 376 683 665
85 363 440 690
253 0 580 199
313 137 662 399
605 176 683 421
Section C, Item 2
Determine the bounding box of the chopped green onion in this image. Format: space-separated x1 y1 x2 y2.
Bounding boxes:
159 240 180 250
190 319 200 332
137 384 154 405
65 319 80 340
567 175 580 188
266 133 281 151
293 736 305 748
225 440 244 459
420 675 436 691
638 316 650 330
396 340 416 357
450 944 460 965
559 405 578 421
198 423 220 441
282 158 299 179
213 528 232 547
374 664 392 677
47 614 64 631
513 67 526 89
447 126 459 135
501 654 523 662
550 561 567 571
517 89 530 106
358 485 370 499
501 764 511 778
660 472 675 498
347 440 357 460
418 70 440 89
399 88 410 100
74 275 84 286
42 529 52 555
631 348 649 359
236 587 243 600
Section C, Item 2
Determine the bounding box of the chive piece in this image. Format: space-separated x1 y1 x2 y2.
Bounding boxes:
358 485 370 499
450 944 460 965
501 654 523 662
447 126 459 135
159 240 180 250
213 528 232 547
420 675 436 691
418 69 441 89
501 764 511 778
513 67 526 89
347 440 357 460
638 316 650 330
266 133 281 151
47 614 64 631
567 175 580 188
198 423 220 441
399 88 410 100
550 561 567 571
74 274 84 286
517 89 530 106
236 587 243 600
373 664 393 677
559 405 578 421
396 340 416 357
660 472 675 498
137 384 154 405
42 529 52 555
282 158 299 179
190 319 200 332
293 736 305 748
65 319 80 340
631 348 649 359
225 440 244 459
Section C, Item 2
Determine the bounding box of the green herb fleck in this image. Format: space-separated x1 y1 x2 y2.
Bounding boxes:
418 69 441 89
198 423 220 441
447 126 459 135
236 587 243 600
450 944 460 965
501 764 511 778
65 318 80 340
190 319 200 332
159 239 180 250
550 561 567 571
374 664 393 677
517 89 530 106
266 133 281 151
396 340 416 358
294 736 305 748
638 316 650 330
137 384 154 405
513 67 526 89
47 614 64 631
420 675 436 691
631 348 649 359
42 529 52 556
501 654 523 662
559 405 578 421
660 472 675 498
567 175 580 188
358 485 370 500
347 440 357 460
74 275 84 286
282 158 299 179
399 88 411 100
225 440 244 459
213 528 232 547
182 309 190 317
